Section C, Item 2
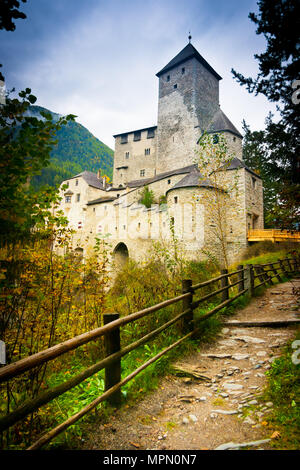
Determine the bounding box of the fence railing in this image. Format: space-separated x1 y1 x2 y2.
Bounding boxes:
0 255 299 450
248 229 300 242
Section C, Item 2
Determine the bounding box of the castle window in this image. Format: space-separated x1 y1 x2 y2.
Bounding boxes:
76 194 80 202
117 194 120 197
167 75 170 82
120 134 128 144
174 196 178 204
75 179 78 186
140 169 145 177
93 208 95 212
168 179 171 184
145 148 150 155
181 67 185 74
147 128 155 139
133 131 141 141
174 84 177 89
252 177 256 189
125 151 130 159
65 196 71 203
233 136 236 142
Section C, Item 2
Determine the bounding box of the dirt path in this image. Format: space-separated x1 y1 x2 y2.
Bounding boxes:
80 278 300 451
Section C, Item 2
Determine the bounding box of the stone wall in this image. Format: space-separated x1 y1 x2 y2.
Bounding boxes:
113 128 157 187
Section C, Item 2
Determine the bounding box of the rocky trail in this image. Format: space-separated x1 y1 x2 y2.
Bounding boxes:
80 278 300 451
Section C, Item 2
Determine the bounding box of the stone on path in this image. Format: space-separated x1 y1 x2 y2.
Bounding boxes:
222 382 243 391
232 335 266 344
214 439 271 450
231 353 249 360
211 409 238 415
201 353 232 359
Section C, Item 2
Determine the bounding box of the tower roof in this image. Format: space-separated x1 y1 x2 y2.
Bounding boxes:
156 42 222 80
207 109 243 138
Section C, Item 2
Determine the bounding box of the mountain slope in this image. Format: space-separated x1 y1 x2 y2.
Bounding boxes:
29 106 114 189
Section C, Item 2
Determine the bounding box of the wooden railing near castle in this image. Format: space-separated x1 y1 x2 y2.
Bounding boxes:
0 255 299 450
248 229 300 243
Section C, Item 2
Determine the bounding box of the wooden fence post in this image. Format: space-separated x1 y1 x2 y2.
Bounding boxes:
182 279 193 333
243 265 251 295
103 313 121 407
249 264 255 297
237 265 244 292
221 269 229 301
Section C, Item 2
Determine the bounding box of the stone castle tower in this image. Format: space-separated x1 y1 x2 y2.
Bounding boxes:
57 40 264 265
113 40 244 187
156 41 221 173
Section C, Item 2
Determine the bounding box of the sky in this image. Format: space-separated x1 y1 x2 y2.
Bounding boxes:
0 0 279 149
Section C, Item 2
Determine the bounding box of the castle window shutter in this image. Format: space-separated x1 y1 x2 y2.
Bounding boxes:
147 129 155 139
134 131 141 141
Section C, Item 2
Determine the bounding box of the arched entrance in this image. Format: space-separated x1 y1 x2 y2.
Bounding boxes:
113 242 129 267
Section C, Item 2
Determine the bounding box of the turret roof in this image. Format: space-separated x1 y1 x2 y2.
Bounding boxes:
156 42 222 81
207 109 243 138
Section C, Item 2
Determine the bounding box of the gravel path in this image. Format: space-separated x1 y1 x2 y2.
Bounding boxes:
80 278 300 451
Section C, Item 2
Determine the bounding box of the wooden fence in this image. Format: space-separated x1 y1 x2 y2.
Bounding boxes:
248 229 300 243
0 255 299 450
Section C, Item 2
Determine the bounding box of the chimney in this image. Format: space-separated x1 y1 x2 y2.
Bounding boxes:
102 176 106 190
97 169 101 179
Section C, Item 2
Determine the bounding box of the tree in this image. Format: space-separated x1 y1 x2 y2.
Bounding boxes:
242 117 300 228
232 0 300 229
0 88 74 244
139 185 155 208
0 1 27 80
197 132 239 269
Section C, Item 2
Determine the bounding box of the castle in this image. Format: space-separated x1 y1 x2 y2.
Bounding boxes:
57 40 264 266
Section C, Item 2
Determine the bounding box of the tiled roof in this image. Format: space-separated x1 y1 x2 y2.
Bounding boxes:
113 126 157 138
87 196 116 205
206 109 243 138
166 168 215 193
70 171 105 189
219 157 262 179
127 164 198 188
156 43 222 81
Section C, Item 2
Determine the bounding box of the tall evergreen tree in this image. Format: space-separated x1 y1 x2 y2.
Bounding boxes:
233 0 300 228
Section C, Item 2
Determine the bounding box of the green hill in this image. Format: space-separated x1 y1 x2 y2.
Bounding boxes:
29 106 114 189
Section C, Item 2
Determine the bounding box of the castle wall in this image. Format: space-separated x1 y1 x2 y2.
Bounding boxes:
113 128 157 187
58 176 106 231
223 132 243 160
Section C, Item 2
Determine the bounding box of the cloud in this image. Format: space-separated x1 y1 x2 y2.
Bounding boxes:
1 0 279 149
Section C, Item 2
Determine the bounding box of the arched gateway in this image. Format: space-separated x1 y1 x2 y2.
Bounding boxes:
113 242 129 266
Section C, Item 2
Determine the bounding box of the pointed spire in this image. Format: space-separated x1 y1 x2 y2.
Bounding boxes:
188 31 192 43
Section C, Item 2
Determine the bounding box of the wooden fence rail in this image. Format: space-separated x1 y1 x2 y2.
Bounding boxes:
0 255 299 450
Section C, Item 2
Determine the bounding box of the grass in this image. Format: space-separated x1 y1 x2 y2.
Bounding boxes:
260 331 300 450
